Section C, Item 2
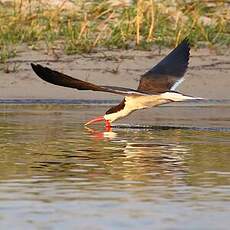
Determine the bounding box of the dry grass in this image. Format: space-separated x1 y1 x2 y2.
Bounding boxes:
0 0 229 64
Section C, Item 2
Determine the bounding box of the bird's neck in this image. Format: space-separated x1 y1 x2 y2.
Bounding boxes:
104 106 133 123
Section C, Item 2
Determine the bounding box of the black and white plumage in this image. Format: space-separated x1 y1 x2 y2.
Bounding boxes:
31 38 202 129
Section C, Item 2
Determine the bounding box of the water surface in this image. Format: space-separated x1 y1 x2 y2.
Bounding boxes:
0 103 229 229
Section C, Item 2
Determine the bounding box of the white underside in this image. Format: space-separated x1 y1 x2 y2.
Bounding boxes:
104 92 203 122
161 92 203 101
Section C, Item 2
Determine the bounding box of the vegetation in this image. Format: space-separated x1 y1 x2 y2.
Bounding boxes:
0 0 229 63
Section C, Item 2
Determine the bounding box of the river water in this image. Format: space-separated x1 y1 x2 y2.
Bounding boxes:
0 102 229 229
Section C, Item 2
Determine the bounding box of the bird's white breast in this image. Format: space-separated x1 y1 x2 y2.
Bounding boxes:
104 94 167 122
104 92 200 123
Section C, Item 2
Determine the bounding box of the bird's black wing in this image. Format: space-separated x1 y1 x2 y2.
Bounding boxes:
137 38 190 93
31 64 144 96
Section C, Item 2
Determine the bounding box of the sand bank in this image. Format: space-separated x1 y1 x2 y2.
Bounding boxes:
0 47 229 100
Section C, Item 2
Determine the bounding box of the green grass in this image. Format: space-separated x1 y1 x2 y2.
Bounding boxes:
0 0 229 65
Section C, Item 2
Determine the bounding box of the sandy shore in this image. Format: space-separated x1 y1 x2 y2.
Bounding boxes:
0 46 229 100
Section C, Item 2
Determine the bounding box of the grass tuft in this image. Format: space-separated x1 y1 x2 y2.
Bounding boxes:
0 0 229 65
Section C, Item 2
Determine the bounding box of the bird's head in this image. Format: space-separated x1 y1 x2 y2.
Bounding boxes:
84 99 127 129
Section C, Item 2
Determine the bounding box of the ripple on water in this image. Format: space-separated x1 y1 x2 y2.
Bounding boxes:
0 103 229 229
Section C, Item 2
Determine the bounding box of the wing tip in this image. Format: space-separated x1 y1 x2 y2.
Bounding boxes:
181 36 190 44
31 63 44 76
31 63 53 83
31 62 39 75
180 37 190 52
177 37 190 49
31 62 40 70
31 62 37 72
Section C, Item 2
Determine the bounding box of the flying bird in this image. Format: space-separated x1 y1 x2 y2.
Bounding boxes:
31 38 202 129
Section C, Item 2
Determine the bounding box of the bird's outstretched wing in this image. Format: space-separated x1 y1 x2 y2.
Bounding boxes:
137 38 190 94
31 64 144 96
31 38 189 96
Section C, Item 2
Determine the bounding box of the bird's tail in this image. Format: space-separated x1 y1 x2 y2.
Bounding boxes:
161 92 204 102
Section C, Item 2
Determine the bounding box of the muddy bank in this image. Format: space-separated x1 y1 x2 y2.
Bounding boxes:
0 47 229 100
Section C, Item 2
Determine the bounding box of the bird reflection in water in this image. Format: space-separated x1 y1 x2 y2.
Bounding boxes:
85 126 117 140
84 126 190 183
